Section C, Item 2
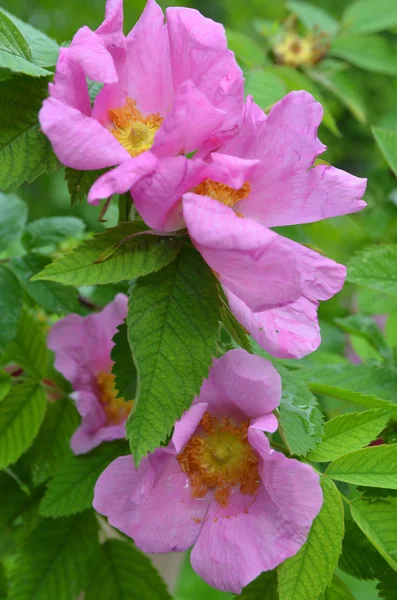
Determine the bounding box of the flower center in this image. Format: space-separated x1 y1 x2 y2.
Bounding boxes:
194 179 251 209
109 98 163 157
96 371 133 424
177 411 260 507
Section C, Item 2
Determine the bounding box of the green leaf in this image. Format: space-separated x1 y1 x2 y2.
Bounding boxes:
339 518 389 581
326 444 397 488
245 69 287 110
0 11 51 77
335 315 389 359
0 192 27 252
127 247 221 465
278 477 344 600
27 398 79 485
307 68 366 124
377 567 397 599
350 498 397 571
111 323 137 401
287 1 339 35
0 265 23 353
330 36 397 76
1 9 59 68
342 0 397 34
11 254 80 314
309 384 397 417
372 128 397 177
65 168 107 207
347 245 397 296
0 371 11 402
226 29 265 68
319 574 356 600
39 441 128 517
235 571 277 599
307 409 391 462
6 308 49 380
86 540 171 600
277 369 324 456
8 512 98 600
23 216 86 250
0 382 47 470
0 75 59 189
0 563 7 598
0 471 33 533
33 223 181 286
175 551 232 600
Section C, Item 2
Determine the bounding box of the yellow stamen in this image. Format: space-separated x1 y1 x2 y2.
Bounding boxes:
96 371 133 424
109 98 163 157
194 179 251 209
177 411 260 507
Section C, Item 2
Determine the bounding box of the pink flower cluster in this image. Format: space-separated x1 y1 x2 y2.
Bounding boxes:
42 0 367 593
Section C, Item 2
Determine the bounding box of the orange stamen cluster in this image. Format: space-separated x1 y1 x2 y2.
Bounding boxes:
109 98 163 157
177 411 260 507
96 371 133 424
194 179 251 209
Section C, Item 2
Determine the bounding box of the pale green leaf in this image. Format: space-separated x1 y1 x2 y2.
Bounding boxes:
0 75 59 189
307 68 366 123
287 1 338 35
372 128 397 177
27 398 79 485
342 0 397 34
277 369 324 456
0 192 27 252
6 308 49 380
350 498 397 571
309 383 397 418
127 247 220 465
8 512 98 600
65 168 107 207
0 265 23 353
278 477 344 600
347 245 397 296
330 36 397 76
1 9 59 68
86 540 171 600
245 69 287 110
33 223 181 286
39 441 128 517
0 382 47 469
23 216 86 250
226 29 265 68
0 371 11 402
0 11 51 77
111 323 137 401
308 409 392 462
326 444 397 488
175 551 232 600
319 574 356 600
335 314 389 358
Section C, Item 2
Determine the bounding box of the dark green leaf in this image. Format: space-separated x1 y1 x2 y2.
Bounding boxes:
8 512 99 600
39 441 128 517
0 370 11 402
33 223 182 286
111 323 137 401
339 518 389 581
347 245 397 296
377 567 397 600
5 308 49 380
235 571 277 599
127 247 221 465
0 381 47 469
0 192 27 252
245 69 287 110
226 29 266 68
372 127 397 177
86 540 171 600
65 168 107 207
0 75 59 189
335 314 390 359
319 575 355 600
0 265 23 353
307 68 366 124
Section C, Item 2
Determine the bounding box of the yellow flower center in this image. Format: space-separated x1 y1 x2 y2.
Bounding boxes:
194 179 251 210
273 32 329 67
96 371 133 424
109 98 163 157
177 411 260 507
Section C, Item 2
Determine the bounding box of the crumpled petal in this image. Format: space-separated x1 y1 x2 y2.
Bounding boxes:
96 0 125 45
171 402 208 453
183 194 302 312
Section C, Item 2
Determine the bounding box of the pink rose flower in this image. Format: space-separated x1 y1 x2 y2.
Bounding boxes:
39 0 244 196
47 294 130 454
92 91 366 359
93 349 323 593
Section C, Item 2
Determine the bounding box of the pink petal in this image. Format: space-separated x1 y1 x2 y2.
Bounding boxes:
190 485 308 593
152 80 226 158
48 48 91 115
125 0 173 115
250 414 279 434
87 153 158 205
259 451 323 528
196 349 281 420
96 0 125 45
68 26 118 84
226 291 321 359
171 402 208 453
219 95 267 158
93 453 210 552
183 194 302 312
39 97 130 170
71 420 126 455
